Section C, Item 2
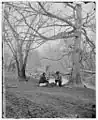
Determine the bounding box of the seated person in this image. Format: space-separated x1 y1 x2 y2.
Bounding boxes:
55 71 62 87
39 72 49 86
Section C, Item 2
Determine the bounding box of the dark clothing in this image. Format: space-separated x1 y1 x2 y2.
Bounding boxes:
39 75 48 84
55 74 62 86
55 80 62 86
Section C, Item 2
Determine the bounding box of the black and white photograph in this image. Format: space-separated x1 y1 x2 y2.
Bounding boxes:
2 1 96 118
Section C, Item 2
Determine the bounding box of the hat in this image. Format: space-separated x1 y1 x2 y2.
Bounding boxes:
56 71 59 74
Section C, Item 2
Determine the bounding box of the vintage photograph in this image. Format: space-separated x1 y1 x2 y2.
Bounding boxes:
2 1 96 118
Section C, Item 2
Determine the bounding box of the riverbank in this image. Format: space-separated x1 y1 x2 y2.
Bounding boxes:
3 72 96 118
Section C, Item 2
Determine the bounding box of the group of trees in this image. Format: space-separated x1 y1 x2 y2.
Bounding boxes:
3 2 96 86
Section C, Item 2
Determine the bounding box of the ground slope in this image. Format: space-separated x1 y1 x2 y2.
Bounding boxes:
3 72 96 118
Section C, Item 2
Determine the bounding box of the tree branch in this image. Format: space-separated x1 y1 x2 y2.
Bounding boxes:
19 11 76 40
66 3 75 10
82 28 95 54
42 24 70 28
81 69 96 74
38 2 76 29
40 53 68 61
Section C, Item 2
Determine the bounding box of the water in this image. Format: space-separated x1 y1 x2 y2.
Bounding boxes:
49 77 95 90
39 77 68 87
49 77 68 85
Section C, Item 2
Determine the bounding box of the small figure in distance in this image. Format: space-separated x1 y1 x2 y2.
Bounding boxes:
55 71 62 87
39 72 49 86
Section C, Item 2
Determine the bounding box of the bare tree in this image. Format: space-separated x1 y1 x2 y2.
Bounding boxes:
3 2 95 85
28 2 95 86
3 2 49 79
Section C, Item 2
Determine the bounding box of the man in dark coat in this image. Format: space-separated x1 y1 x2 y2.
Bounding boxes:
39 72 49 84
55 71 62 87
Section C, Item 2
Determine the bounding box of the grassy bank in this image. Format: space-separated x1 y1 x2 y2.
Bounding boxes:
3 72 96 118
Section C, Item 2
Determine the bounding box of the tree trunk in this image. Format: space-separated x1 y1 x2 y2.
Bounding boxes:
15 42 30 80
17 44 27 79
68 49 83 86
18 65 26 79
67 4 84 87
15 57 26 80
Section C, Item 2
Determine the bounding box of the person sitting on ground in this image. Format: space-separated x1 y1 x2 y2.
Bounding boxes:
39 72 49 85
55 71 62 87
